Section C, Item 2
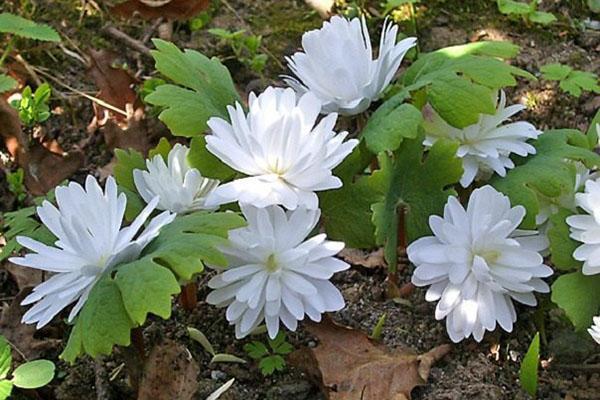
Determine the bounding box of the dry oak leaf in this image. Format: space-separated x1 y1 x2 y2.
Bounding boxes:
0 288 60 361
138 339 199 400
291 319 451 400
112 0 210 20
339 248 386 269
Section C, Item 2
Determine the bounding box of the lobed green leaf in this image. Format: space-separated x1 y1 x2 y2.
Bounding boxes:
552 272 600 331
0 13 60 41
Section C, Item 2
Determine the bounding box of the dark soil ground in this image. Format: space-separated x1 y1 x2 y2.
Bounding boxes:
1 0 600 399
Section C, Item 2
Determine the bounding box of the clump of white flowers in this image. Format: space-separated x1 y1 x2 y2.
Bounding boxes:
9 176 175 328
133 143 220 213
589 316 600 345
284 16 416 115
423 91 542 188
408 185 552 342
567 179 600 275
206 205 349 339
205 87 358 210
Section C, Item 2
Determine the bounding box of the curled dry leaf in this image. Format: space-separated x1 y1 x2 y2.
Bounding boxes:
0 288 60 361
290 318 452 400
138 340 199 400
0 99 83 195
112 0 210 20
87 49 140 126
338 248 386 269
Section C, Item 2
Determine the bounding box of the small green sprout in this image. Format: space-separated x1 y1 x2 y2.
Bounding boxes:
243 332 293 376
187 327 246 364
370 313 387 341
10 83 52 126
541 63 600 97
496 0 556 25
6 168 26 204
209 28 268 75
519 332 540 396
0 335 55 400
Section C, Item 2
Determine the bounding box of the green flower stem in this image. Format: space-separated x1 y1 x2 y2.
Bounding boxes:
0 37 16 69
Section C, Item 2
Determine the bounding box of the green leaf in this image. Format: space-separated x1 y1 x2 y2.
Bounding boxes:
541 63 573 81
258 355 285 376
188 327 216 355
0 13 60 41
148 137 172 160
519 332 540 396
210 353 247 364
0 338 11 380
244 342 269 360
427 73 495 128
147 39 239 136
588 109 600 149
11 360 54 389
113 148 146 193
371 136 463 269
0 74 17 94
319 142 379 248
497 0 531 15
0 380 12 400
548 209 582 271
491 130 600 228
589 0 600 13
268 333 293 355
188 136 237 180
363 103 422 153
115 260 181 325
528 11 557 24
552 272 600 330
433 41 521 59
61 277 134 363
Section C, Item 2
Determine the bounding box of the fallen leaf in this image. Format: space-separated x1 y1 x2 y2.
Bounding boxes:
112 0 210 20
87 49 139 125
102 106 150 153
339 248 386 269
0 288 60 361
138 340 199 400
290 318 451 400
5 261 43 290
0 99 83 195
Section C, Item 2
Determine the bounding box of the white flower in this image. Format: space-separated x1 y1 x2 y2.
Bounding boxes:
589 316 600 345
566 178 600 275
408 185 552 343
284 16 416 115
9 176 175 328
423 91 542 188
206 204 349 339
133 143 219 213
205 87 358 210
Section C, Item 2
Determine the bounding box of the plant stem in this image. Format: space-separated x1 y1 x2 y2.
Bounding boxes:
121 328 145 395
0 37 16 69
387 204 407 298
180 281 198 311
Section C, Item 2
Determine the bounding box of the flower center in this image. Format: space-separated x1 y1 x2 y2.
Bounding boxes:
268 157 288 176
265 254 280 273
477 249 501 265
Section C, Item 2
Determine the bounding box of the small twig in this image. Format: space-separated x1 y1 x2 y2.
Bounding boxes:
14 54 43 86
141 18 164 44
4 337 28 362
102 24 152 57
31 66 128 117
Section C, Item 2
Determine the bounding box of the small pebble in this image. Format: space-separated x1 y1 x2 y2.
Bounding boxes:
211 370 227 381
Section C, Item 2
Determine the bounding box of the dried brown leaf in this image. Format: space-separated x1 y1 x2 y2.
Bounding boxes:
290 318 451 400
87 49 139 125
5 261 43 290
112 0 210 20
338 248 386 269
0 288 60 361
138 340 199 400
